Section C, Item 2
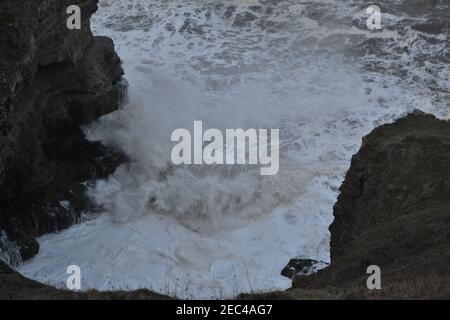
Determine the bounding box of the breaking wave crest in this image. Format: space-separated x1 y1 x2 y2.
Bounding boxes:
19 0 449 298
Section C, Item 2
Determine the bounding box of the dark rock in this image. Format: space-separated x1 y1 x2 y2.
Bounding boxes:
0 0 124 262
294 111 450 289
281 259 328 279
0 259 13 274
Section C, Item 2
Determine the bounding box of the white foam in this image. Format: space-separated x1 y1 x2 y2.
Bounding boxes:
19 0 450 298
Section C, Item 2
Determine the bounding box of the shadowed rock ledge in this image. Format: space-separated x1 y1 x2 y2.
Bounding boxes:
0 0 124 263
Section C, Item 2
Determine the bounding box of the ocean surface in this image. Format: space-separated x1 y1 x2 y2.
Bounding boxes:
19 0 449 298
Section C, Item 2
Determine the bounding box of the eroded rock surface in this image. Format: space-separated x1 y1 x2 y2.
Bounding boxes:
293 111 450 298
0 0 124 262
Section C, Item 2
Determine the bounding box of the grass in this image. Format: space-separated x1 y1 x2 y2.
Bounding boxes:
240 274 450 300
2 270 449 300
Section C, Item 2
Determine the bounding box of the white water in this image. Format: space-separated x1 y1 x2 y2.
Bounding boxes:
19 0 449 298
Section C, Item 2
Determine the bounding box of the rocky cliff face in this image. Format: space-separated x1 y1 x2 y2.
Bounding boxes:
328 111 450 282
0 0 124 263
290 111 450 298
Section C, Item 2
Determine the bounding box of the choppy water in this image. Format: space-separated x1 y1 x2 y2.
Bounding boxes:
19 0 449 298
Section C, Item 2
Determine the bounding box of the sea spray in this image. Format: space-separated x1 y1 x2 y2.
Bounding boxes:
19 0 450 299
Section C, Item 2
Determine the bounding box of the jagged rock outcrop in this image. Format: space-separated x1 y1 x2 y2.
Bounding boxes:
0 0 124 262
291 111 450 298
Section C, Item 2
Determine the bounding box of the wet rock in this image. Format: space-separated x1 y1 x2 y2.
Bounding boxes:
281 259 328 279
0 0 124 261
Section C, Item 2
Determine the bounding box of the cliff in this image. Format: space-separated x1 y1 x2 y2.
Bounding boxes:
325 111 450 285
0 0 124 263
243 111 450 299
290 111 450 299
1 0 449 300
